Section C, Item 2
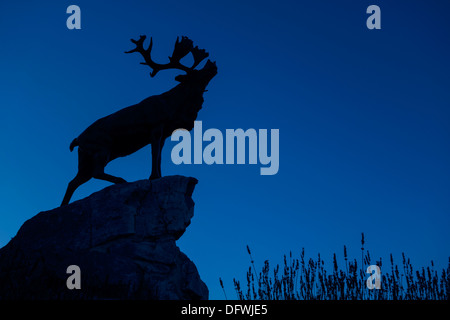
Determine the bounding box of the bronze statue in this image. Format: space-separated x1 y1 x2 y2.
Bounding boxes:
61 35 217 206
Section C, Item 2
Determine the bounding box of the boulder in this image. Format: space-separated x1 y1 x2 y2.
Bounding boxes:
0 175 208 300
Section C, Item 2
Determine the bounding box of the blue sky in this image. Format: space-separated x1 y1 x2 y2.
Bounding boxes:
0 0 449 299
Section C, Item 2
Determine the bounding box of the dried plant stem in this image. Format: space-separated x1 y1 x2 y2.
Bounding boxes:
226 236 448 300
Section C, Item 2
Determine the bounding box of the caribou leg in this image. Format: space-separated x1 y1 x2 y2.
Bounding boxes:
156 138 165 178
150 127 164 180
92 151 127 184
61 148 94 206
61 172 91 206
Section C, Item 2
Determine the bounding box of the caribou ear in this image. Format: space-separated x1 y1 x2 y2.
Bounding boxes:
175 74 188 82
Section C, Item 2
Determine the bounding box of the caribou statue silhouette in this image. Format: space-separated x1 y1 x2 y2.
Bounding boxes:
61 35 217 206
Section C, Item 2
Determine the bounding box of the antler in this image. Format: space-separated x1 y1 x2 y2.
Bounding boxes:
125 35 209 77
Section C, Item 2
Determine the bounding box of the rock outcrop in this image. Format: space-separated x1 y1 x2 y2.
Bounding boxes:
0 175 208 300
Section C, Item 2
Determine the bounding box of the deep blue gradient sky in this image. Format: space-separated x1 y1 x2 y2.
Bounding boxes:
1 1 449 299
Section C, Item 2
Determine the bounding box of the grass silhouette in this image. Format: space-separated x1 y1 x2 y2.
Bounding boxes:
221 233 449 300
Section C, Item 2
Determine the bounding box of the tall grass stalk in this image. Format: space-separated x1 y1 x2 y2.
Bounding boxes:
227 235 449 300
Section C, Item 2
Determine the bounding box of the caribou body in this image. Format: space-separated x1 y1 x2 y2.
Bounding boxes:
61 35 217 206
